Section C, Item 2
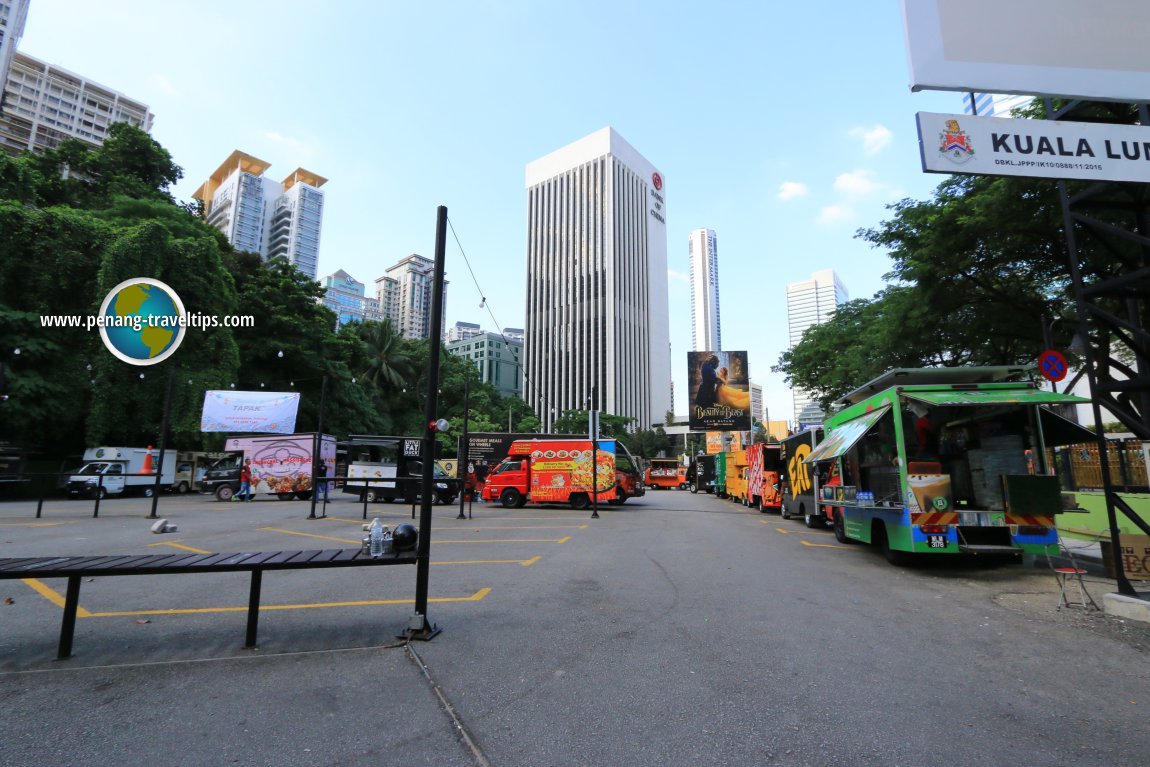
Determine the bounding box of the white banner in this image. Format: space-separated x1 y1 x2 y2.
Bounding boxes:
917 112 1150 183
901 0 1150 103
200 390 300 433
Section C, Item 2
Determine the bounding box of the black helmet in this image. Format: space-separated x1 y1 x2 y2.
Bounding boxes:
392 524 418 551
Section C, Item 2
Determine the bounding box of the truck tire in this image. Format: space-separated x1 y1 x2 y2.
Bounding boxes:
874 523 910 566
500 488 522 508
804 511 821 528
175 481 189 494
833 509 851 543
690 482 699 494
781 502 793 521
95 486 108 500
276 492 295 501
614 488 628 505
215 485 235 502
570 493 590 510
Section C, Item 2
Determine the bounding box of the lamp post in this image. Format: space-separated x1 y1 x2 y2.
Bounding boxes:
148 366 176 519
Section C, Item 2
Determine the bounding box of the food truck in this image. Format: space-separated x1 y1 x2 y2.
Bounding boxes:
746 442 785 513
201 434 336 501
803 367 1093 564
781 428 824 523
481 438 617 509
645 458 685 490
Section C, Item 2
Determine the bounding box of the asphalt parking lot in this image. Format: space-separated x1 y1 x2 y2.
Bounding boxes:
2 489 1149 766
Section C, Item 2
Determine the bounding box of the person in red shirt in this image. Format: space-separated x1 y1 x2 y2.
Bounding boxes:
238 458 253 502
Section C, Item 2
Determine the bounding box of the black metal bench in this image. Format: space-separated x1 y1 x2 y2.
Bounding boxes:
0 550 416 659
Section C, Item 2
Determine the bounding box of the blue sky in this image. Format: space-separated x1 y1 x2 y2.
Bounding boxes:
21 0 965 423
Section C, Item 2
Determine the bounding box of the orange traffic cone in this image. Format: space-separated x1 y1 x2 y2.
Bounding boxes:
142 445 154 474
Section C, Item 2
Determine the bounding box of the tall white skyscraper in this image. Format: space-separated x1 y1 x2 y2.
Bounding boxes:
689 227 721 352
374 254 448 341
524 127 671 432
193 151 326 279
786 269 848 426
0 0 28 90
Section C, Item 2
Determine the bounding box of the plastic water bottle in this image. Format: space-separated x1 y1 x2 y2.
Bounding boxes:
369 518 384 558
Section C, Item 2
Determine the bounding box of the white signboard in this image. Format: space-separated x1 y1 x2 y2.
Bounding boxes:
200 390 300 433
917 112 1150 183
902 0 1150 102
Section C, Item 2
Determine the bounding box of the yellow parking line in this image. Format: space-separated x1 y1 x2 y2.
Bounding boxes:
799 539 853 550
437 537 570 544
87 588 493 617
147 541 212 553
431 557 540 567
449 525 588 530
0 521 68 527
259 527 358 545
764 523 796 533
19 579 94 617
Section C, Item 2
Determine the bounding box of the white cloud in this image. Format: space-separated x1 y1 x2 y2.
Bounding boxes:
817 205 854 226
668 269 689 284
833 170 883 198
777 181 809 201
149 74 178 96
850 124 893 155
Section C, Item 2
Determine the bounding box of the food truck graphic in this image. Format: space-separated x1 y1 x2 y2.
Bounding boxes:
481 438 617 509
803 367 1093 564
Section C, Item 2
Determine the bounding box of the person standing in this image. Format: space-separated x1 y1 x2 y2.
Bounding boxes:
238 458 253 502
696 354 720 409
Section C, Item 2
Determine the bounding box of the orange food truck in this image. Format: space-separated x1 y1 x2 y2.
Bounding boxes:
481 438 617 509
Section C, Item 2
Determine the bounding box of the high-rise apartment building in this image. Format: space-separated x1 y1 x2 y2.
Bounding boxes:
0 1 28 90
786 269 848 426
446 331 523 398
0 52 154 156
319 269 381 328
524 127 671 432
689 227 721 352
374 254 447 341
193 151 326 279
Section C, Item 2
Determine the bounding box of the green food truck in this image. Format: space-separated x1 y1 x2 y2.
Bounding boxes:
803 367 1094 565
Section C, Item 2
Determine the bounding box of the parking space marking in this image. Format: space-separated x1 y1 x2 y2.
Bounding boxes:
433 556 541 567
0 521 68 527
88 588 492 617
764 523 796 533
147 541 212 553
448 525 589 530
259 527 360 545
436 536 570 544
14 582 492 619
19 579 95 616
799 540 855 550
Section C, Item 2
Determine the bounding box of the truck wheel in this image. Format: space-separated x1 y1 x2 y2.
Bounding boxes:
500 488 522 508
175 481 189 494
215 485 234 502
570 493 590 510
782 502 793 521
804 511 822 528
95 486 108 500
874 523 910 566
276 492 295 501
833 510 851 543
690 482 699 494
614 489 628 505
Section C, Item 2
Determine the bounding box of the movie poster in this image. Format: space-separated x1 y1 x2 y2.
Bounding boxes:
687 351 751 431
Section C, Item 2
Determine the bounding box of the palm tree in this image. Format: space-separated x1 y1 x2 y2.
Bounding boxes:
357 319 413 391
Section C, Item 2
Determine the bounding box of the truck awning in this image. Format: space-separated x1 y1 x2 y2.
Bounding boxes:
902 389 1089 407
805 406 891 464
